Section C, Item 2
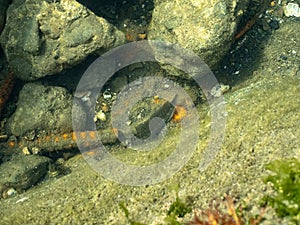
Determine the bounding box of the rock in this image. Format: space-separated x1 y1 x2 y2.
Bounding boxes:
7 83 74 137
148 0 250 72
283 3 300 18
0 0 125 81
0 155 51 198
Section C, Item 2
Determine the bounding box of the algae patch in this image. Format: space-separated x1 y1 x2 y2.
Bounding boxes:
264 158 300 222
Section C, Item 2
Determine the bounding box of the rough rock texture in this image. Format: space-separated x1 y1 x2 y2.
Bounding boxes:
0 0 125 81
0 155 51 198
7 83 73 137
148 0 250 72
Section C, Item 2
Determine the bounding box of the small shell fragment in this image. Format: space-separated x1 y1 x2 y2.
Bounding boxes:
7 188 17 196
283 3 300 17
22 147 32 155
103 90 112 99
31 147 40 155
101 103 109 112
96 111 106 121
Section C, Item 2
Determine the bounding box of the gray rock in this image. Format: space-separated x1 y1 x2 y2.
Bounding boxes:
7 83 73 137
0 0 125 81
148 0 249 72
0 155 51 198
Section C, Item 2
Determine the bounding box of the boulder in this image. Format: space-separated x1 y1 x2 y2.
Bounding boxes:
0 155 51 198
7 83 74 137
0 0 125 80
148 0 250 72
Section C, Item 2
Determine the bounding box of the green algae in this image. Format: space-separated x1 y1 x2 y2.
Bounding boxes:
264 158 300 223
120 193 191 225
165 195 191 225
120 201 147 225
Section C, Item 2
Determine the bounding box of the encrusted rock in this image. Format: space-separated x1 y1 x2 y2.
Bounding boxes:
148 0 250 72
0 155 51 198
7 83 74 137
0 0 125 81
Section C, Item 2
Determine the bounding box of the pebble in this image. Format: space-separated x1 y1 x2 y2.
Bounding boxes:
3 188 17 198
31 147 40 155
22 147 32 155
269 19 279 30
280 55 288 60
103 89 112 99
210 83 231 97
283 3 300 17
95 111 106 122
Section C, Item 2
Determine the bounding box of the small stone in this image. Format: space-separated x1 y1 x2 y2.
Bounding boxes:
261 19 271 31
24 130 36 141
31 147 40 155
269 19 279 30
210 83 230 97
93 115 98 122
4 188 17 198
280 55 288 60
103 90 112 99
101 103 109 112
220 84 231 94
96 111 106 121
22 147 32 155
55 158 65 165
283 3 300 17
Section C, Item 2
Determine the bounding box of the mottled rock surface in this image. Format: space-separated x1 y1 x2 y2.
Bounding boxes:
7 83 73 137
148 0 250 72
0 0 125 81
0 155 51 198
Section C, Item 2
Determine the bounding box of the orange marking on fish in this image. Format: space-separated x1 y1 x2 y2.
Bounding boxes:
80 132 86 139
153 95 160 104
172 105 187 122
89 131 97 140
54 137 60 142
84 150 97 156
45 136 51 141
71 132 76 141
